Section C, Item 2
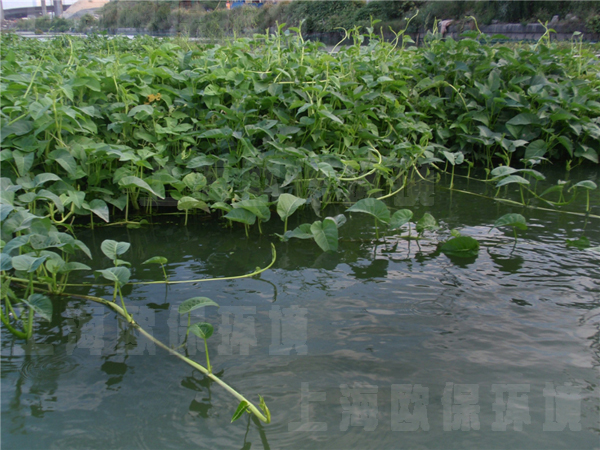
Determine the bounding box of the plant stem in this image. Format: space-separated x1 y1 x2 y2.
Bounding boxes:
47 289 270 423
204 338 211 373
117 286 131 322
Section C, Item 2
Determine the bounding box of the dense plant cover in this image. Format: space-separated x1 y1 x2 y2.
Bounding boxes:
1 27 598 226
1 26 599 423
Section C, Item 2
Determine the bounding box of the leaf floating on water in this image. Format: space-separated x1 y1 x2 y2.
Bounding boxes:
566 236 590 249
440 236 480 258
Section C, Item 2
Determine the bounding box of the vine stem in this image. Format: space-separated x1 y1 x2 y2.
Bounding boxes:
25 286 270 423
6 244 277 289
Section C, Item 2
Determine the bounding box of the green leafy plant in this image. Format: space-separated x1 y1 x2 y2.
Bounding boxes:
440 236 480 258
142 256 169 282
491 213 528 245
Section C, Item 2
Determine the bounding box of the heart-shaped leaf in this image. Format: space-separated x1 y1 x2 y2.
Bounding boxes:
346 198 390 224
416 213 438 235
389 209 413 230
96 266 131 286
11 254 48 273
21 293 53 321
189 322 214 340
101 239 131 261
177 196 210 213
311 217 339 252
277 193 305 222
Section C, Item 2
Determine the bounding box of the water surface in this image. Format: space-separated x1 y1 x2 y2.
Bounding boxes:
2 171 599 449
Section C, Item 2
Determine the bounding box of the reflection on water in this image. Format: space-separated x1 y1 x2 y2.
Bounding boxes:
2 172 600 449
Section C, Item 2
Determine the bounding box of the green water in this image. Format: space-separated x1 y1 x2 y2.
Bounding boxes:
2 171 599 449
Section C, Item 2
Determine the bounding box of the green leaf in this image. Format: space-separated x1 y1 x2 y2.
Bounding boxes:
440 236 480 258
128 105 155 119
283 223 313 241
331 214 346 228
524 140 547 160
13 150 34 177
496 175 530 188
49 149 78 178
0 253 13 271
45 256 65 274
310 218 339 252
87 199 110 222
507 113 541 126
60 262 91 273
119 176 165 199
37 189 65 213
416 213 438 234
277 193 305 222
566 236 590 249
490 166 519 178
231 400 250 423
320 110 343 125
493 213 527 231
33 173 61 187
189 322 214 339
346 198 390 224
235 198 271 221
225 208 256 225
21 294 53 321
101 239 131 261
11 254 47 273
389 209 413 230
0 204 14 221
96 266 131 286
182 173 207 192
569 180 597 191
142 256 168 265
177 196 210 213
178 297 219 315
